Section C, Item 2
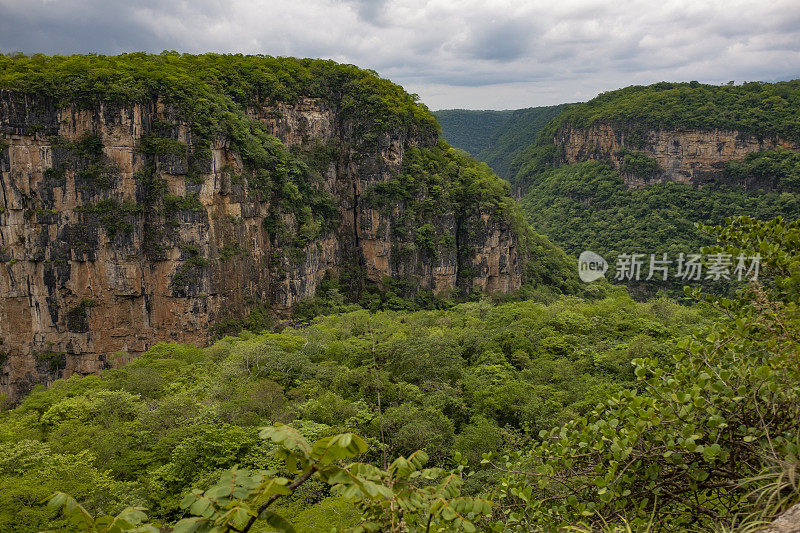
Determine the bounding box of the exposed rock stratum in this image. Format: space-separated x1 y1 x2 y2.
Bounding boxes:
0 90 523 401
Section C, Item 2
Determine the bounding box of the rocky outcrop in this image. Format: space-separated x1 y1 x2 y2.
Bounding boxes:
557 124 799 188
762 503 800 533
0 91 523 402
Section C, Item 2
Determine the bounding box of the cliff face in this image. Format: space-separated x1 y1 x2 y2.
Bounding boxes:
557 124 799 188
0 91 522 401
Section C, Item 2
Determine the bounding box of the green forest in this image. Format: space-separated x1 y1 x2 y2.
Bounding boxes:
537 80 800 143
518 159 800 295
432 110 513 156
3 217 800 532
0 287 702 531
2 52 800 532
434 81 800 296
434 105 566 181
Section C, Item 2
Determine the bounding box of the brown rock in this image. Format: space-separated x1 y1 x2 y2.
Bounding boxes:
761 503 800 533
0 91 523 402
557 123 799 188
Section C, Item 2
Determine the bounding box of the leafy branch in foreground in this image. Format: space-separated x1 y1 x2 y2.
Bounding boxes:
43 492 156 533
333 450 492 532
46 423 491 532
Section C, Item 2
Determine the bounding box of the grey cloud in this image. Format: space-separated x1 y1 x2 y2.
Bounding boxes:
459 20 534 61
0 0 230 54
0 1 158 54
0 0 798 110
342 0 389 26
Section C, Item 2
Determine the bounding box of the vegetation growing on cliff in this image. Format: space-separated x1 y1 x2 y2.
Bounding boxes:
363 140 517 229
75 200 141 239
0 52 438 142
0 52 437 249
725 148 800 192
1 53 558 305
361 140 580 296
617 148 662 178
538 80 800 144
496 80 800 194
66 299 96 333
46 133 119 189
519 161 800 294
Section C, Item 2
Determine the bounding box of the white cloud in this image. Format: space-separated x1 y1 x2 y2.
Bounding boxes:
0 0 798 109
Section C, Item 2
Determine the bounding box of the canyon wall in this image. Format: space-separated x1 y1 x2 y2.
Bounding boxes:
556 124 798 188
0 91 522 401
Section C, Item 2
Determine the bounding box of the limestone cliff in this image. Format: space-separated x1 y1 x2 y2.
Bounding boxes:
555 124 799 188
0 89 523 401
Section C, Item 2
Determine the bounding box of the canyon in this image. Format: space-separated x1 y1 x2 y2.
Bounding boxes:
0 90 523 402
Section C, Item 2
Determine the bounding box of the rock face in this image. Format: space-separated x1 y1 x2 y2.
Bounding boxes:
0 91 522 402
557 124 798 188
763 503 800 533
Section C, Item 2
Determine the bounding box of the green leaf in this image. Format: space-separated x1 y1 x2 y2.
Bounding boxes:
189 496 216 518
171 516 212 533
261 510 297 533
260 423 312 457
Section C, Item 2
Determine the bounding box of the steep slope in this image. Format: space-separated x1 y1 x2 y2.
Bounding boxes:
522 80 800 189
0 53 573 401
475 105 567 180
513 80 800 294
435 105 566 181
432 109 512 156
520 160 800 256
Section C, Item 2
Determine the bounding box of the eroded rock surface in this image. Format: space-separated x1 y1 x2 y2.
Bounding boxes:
557 123 798 188
0 92 522 401
762 503 800 533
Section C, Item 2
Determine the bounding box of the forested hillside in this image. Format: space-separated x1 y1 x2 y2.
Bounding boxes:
519 159 800 294
473 105 568 180
489 81 800 295
0 53 581 401
435 105 566 181
432 109 513 156
3 216 800 532
0 287 708 531
512 80 800 191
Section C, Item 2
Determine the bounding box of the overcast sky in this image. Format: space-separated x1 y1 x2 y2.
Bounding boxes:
1 0 799 110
